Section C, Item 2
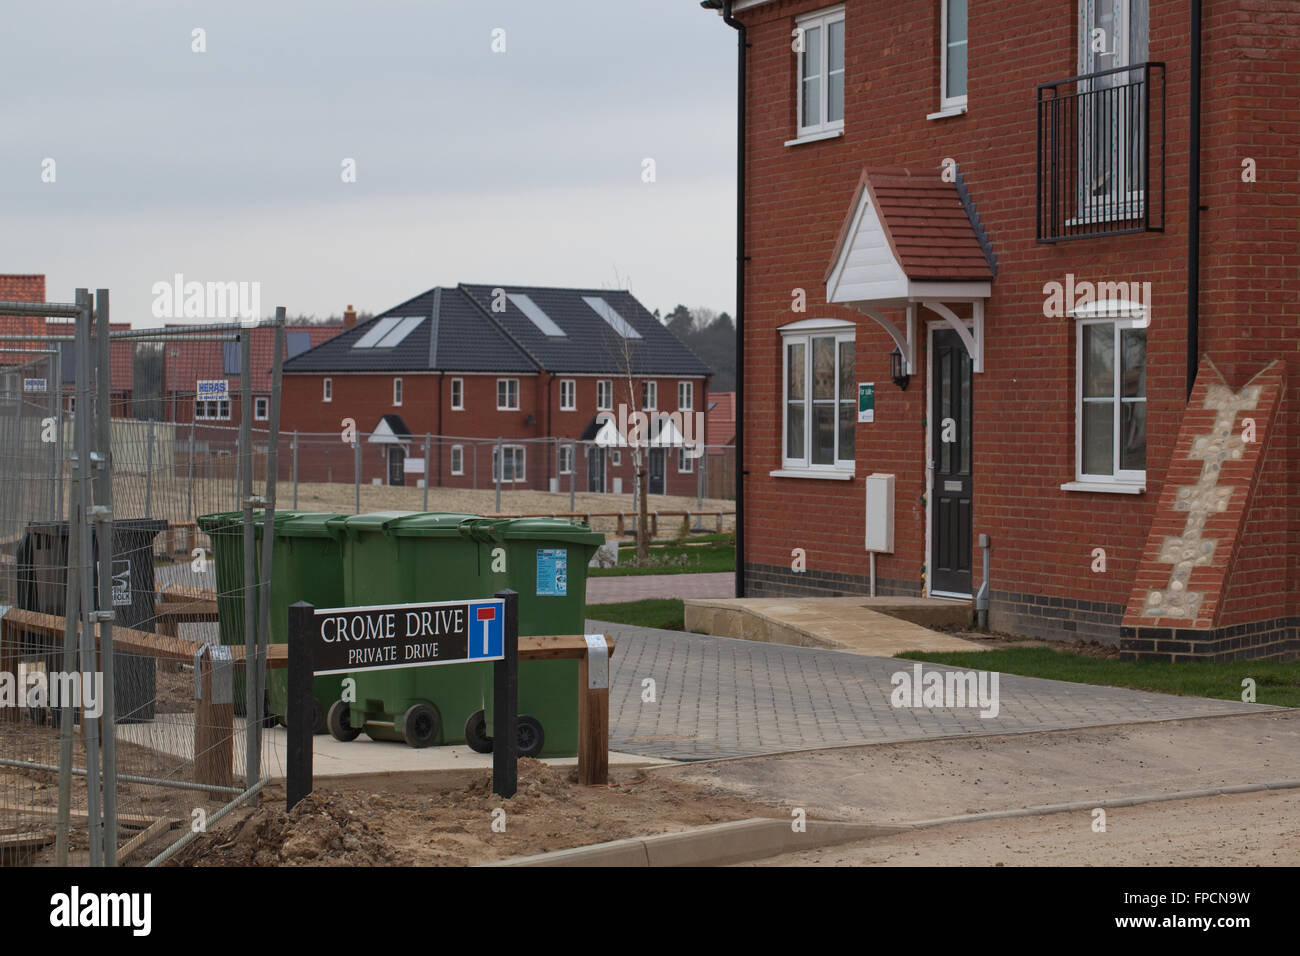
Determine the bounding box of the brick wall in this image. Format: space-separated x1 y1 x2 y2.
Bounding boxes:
0 275 45 360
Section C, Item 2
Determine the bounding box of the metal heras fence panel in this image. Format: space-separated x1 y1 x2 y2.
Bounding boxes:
0 295 285 867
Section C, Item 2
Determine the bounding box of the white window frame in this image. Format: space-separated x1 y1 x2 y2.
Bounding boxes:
940 0 968 111
1065 306 1147 493
678 446 694 474
393 377 403 406
560 379 576 411
677 381 694 411
450 444 464 476
596 379 613 411
795 6 846 139
322 378 332 403
254 396 269 421
194 399 232 421
497 378 519 411
558 444 574 475
775 318 856 479
492 444 526 483
610 449 621 467
642 381 658 411
451 377 464 410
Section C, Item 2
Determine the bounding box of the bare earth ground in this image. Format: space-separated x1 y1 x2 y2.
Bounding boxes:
155 711 1299 867
169 759 784 867
748 790 1300 866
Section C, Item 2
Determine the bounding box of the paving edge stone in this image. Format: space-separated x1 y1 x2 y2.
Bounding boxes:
486 818 907 867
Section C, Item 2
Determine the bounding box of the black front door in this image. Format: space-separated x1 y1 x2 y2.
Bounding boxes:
387 446 405 486
930 329 972 595
648 448 666 495
587 445 605 492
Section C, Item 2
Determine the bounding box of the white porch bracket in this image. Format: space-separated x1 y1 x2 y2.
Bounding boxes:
921 300 984 373
859 304 916 375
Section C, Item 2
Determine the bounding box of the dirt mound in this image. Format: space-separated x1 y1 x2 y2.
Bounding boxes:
179 791 403 867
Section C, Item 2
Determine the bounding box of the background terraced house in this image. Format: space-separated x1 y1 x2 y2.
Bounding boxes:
280 284 712 497
704 0 1299 659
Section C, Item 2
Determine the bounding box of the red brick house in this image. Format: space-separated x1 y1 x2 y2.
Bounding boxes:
160 323 337 425
0 275 45 357
281 284 712 495
705 0 1299 659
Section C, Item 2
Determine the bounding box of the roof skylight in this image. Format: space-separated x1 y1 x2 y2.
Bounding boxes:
507 293 566 337
582 296 641 339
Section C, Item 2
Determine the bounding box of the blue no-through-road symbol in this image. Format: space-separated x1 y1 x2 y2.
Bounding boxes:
468 600 504 659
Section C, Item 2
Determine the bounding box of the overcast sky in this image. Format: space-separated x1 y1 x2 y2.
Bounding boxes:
0 0 736 326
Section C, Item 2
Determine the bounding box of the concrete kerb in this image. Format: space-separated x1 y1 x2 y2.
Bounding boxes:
488 818 908 867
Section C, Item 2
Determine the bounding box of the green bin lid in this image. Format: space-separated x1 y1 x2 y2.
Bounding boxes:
324 511 422 536
275 512 349 538
381 512 483 537
199 510 340 536
458 516 605 546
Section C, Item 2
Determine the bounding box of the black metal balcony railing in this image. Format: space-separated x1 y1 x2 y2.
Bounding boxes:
1037 62 1165 242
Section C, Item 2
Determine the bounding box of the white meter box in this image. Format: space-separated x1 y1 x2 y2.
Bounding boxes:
864 472 895 553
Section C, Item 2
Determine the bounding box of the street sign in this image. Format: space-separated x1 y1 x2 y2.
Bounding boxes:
858 382 875 423
23 378 47 393
311 598 504 675
197 379 228 400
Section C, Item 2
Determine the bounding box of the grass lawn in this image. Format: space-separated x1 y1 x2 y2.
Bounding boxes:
587 598 685 631
588 540 735 577
897 647 1300 708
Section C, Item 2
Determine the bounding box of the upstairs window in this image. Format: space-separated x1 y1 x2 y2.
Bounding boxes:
560 379 576 411
451 377 464 410
795 7 845 138
393 377 403 406
596 380 613 411
642 381 658 411
941 0 968 110
322 378 332 402
497 378 519 411
678 381 694 410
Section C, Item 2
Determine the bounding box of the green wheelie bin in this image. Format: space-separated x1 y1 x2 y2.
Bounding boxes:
196 510 348 730
262 511 352 732
328 513 604 757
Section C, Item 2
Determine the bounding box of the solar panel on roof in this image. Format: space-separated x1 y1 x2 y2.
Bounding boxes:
375 315 424 348
506 293 566 337
352 317 401 348
582 296 641 339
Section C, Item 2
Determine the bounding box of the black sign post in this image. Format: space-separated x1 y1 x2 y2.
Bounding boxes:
285 591 519 811
287 600 315 812
492 588 518 799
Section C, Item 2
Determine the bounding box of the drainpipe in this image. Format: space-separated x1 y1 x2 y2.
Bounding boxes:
704 0 747 597
1187 0 1202 399
976 533 991 629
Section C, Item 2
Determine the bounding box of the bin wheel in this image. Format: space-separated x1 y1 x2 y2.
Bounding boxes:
464 710 493 754
327 701 361 742
282 698 325 734
401 703 441 748
516 715 544 758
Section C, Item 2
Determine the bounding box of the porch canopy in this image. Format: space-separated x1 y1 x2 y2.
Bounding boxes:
587 413 690 448
824 167 997 373
366 413 413 445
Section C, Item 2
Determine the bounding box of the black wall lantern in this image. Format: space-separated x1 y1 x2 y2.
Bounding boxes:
890 347 910 391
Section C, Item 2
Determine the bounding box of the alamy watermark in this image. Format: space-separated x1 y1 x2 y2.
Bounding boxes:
890 662 1000 718
151 272 260 322
0 665 103 719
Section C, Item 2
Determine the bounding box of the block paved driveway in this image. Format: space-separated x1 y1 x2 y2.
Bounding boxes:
590 622 1278 761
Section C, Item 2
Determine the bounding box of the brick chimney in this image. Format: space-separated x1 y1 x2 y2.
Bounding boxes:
343 304 357 329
